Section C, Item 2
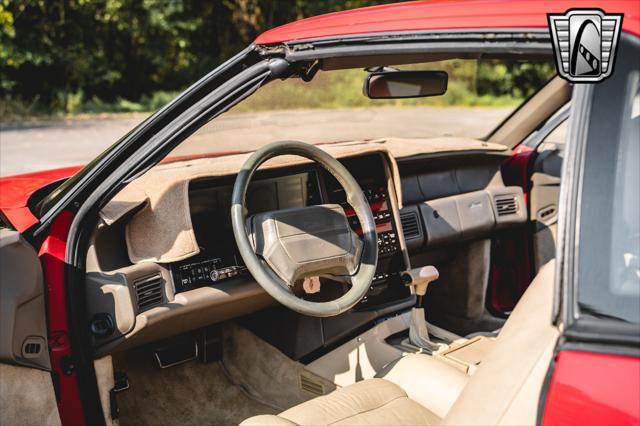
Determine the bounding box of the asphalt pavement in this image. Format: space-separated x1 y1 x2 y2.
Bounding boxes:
0 107 511 176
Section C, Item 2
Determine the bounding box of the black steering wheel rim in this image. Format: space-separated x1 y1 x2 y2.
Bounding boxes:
231 140 378 317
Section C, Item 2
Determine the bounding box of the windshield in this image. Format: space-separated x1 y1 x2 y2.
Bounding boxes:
37 57 554 217
169 59 555 158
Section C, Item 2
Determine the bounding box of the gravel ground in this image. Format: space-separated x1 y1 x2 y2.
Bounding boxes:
0 106 512 176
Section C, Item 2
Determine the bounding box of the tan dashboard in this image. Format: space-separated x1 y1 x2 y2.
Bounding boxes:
85 137 509 356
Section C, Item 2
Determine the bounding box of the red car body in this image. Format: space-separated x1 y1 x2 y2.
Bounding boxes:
255 0 640 44
0 166 81 232
1 1 639 425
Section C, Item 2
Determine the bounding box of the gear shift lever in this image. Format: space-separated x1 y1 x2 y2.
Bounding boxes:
401 266 444 353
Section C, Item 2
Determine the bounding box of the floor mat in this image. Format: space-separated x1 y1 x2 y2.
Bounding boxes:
112 347 276 426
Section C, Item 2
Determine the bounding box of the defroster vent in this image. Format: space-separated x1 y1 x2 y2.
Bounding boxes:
134 273 164 312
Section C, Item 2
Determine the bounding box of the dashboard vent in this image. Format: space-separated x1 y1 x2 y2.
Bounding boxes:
494 196 518 217
134 274 164 312
400 211 421 239
299 372 325 396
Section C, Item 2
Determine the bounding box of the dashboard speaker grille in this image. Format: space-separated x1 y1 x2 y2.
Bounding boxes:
494 196 518 216
134 273 164 312
400 211 421 239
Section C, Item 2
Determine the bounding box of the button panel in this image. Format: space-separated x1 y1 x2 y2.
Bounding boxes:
171 257 247 293
377 230 398 255
356 271 408 309
345 185 400 258
347 185 409 309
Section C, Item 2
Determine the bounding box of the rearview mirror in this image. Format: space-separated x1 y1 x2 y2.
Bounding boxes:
364 70 448 99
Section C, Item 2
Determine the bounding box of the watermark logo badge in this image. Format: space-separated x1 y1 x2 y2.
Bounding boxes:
548 9 623 83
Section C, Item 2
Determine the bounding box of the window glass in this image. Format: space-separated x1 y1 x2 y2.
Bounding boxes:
545 120 568 145
577 43 640 324
539 119 568 151
608 84 640 302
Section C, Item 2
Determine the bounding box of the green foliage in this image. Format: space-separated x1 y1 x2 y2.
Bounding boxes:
0 0 554 118
476 60 556 98
78 90 179 114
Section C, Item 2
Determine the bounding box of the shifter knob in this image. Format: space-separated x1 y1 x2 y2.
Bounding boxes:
402 265 439 296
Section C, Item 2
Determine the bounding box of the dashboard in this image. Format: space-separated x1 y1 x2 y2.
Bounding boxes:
169 154 410 310
85 138 525 357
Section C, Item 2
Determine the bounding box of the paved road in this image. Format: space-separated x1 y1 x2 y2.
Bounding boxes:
0 107 511 176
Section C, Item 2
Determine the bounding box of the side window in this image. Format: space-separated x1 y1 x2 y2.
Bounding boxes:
576 37 640 324
609 82 639 300
537 119 568 152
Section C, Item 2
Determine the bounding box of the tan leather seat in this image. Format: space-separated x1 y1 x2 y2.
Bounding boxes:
242 379 440 426
241 261 558 426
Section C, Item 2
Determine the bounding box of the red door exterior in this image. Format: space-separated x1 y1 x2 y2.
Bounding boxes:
542 350 640 426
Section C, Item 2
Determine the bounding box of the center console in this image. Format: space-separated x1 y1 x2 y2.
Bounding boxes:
323 155 410 310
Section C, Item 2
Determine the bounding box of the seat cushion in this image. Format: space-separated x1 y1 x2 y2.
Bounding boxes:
377 353 468 418
240 378 440 426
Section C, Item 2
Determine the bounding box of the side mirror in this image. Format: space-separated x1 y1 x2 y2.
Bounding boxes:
364 70 448 99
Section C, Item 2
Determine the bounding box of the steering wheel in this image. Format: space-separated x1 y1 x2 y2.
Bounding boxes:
231 141 377 317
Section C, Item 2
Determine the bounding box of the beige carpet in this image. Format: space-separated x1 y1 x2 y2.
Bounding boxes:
112 347 276 426
222 323 336 411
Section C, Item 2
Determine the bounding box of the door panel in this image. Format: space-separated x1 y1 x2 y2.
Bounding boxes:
0 229 61 425
530 121 566 272
487 146 535 314
0 229 50 369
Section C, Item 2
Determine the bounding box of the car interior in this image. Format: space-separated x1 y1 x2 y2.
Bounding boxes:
12 52 574 425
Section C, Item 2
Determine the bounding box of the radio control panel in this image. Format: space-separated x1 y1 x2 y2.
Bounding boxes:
344 185 400 257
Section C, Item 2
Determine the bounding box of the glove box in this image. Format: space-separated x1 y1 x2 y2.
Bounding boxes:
418 186 526 247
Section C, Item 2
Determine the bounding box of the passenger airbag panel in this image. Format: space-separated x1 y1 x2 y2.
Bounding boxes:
419 186 526 247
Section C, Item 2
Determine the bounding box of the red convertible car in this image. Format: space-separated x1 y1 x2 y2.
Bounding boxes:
1 1 639 425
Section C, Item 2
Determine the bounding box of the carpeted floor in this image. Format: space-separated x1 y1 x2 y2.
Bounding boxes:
112 347 276 426
222 323 336 411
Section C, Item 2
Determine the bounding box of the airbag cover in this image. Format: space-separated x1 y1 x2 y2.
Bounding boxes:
250 204 362 284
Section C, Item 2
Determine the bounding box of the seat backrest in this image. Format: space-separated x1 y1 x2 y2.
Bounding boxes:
443 260 559 425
